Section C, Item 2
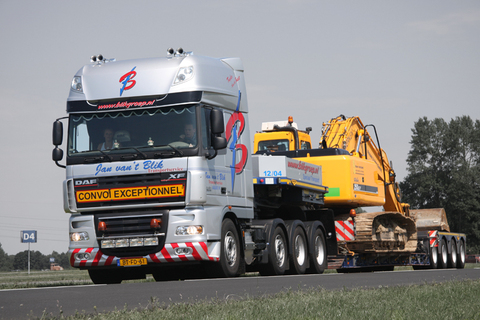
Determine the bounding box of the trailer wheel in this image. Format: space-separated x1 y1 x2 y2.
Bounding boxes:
306 228 327 274
438 238 448 269
259 227 287 276
215 218 241 277
429 245 439 269
456 240 466 269
447 239 457 268
88 269 122 284
288 227 307 274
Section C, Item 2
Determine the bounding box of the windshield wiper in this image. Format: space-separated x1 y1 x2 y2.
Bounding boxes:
152 144 184 158
83 149 113 163
117 147 148 160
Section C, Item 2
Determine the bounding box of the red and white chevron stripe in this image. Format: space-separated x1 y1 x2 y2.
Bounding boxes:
428 230 438 247
148 242 219 263
335 220 355 241
68 242 218 267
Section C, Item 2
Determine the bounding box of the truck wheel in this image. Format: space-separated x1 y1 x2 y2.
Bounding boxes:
259 227 287 276
438 238 448 269
88 269 122 284
288 227 307 274
447 239 457 268
456 240 466 269
215 219 241 278
306 228 327 274
429 245 438 269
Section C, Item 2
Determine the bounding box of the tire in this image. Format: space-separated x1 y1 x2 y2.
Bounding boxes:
213 219 241 278
438 238 448 269
259 226 287 276
88 269 122 284
456 240 466 269
447 239 457 268
288 227 308 274
429 245 439 269
306 228 327 274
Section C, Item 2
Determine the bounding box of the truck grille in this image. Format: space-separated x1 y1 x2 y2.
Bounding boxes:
94 209 169 257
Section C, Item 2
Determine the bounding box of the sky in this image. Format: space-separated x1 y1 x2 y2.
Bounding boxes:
0 1 479 255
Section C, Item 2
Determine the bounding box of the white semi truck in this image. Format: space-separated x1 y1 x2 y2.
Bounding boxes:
52 49 465 284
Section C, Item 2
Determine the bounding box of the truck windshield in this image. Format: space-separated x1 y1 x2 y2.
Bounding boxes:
258 139 289 152
68 105 198 158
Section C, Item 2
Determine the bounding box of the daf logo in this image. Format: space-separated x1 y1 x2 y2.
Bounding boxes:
168 173 186 180
75 179 97 186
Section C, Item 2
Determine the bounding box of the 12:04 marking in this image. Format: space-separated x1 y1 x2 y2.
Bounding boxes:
263 170 282 177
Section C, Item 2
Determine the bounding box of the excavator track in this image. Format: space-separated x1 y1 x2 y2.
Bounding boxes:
345 212 418 253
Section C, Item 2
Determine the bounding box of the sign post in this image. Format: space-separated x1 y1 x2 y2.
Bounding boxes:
21 230 37 274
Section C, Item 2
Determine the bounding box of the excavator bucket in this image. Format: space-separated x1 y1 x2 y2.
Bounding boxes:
410 208 450 232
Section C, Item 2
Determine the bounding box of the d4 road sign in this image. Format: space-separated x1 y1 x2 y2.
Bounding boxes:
21 230 37 243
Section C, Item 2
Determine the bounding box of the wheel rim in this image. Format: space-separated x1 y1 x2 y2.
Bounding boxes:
274 234 286 267
294 234 306 266
224 231 237 267
314 236 325 266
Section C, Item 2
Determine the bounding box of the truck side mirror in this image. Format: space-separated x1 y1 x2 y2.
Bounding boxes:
212 136 227 150
210 109 225 134
52 147 64 162
210 109 227 150
53 120 63 146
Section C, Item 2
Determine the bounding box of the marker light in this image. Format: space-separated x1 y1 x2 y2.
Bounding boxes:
98 221 107 232
70 232 89 242
174 66 194 85
150 218 162 229
349 209 357 218
288 116 294 124
71 76 83 93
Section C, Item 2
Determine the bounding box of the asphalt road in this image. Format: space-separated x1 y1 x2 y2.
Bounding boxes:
1 268 479 319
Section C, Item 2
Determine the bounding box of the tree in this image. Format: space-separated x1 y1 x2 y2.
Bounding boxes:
400 116 480 253
13 250 50 270
0 243 13 271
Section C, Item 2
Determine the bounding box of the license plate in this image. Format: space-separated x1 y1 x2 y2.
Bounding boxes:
117 258 147 267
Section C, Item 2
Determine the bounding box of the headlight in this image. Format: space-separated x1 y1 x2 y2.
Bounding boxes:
100 237 159 248
71 76 83 93
144 237 159 246
101 240 115 248
173 66 194 85
70 232 89 242
115 239 129 248
129 238 144 247
176 225 203 235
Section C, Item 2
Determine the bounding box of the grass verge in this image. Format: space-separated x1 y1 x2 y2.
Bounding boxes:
36 279 480 320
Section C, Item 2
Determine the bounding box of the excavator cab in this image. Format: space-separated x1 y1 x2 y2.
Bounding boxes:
254 116 312 154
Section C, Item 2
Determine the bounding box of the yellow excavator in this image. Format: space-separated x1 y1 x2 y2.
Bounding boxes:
254 115 463 269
